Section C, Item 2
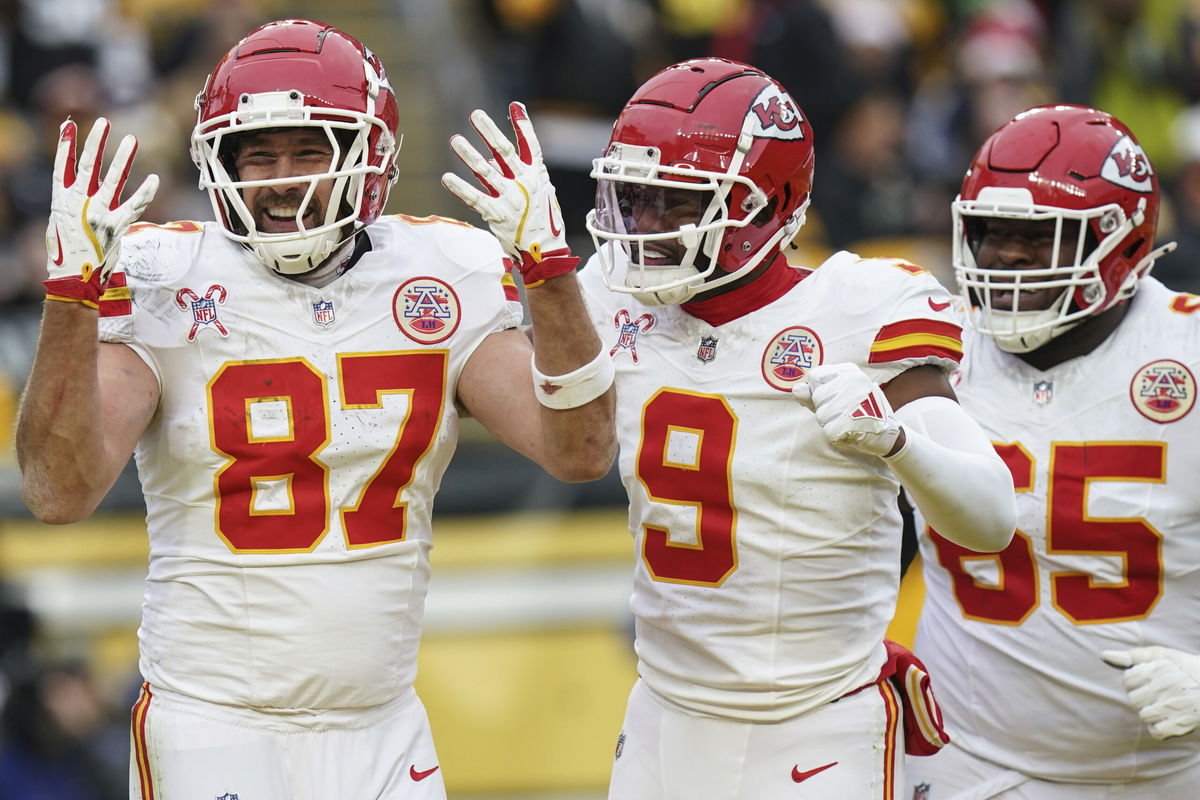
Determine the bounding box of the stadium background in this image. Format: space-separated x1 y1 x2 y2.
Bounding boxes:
0 0 1197 796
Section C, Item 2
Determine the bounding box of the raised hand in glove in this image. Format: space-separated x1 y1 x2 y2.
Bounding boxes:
441 102 578 288
1102 647 1200 740
792 363 903 457
44 117 158 308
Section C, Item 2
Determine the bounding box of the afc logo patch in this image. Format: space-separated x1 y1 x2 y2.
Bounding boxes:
762 326 823 391
393 277 461 344
1130 359 1195 423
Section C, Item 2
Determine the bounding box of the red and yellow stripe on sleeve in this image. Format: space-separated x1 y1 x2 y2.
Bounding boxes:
99 272 132 318
869 318 963 365
501 257 520 302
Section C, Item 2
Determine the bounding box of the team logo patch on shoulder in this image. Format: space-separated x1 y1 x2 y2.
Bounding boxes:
1130 359 1195 423
762 326 823 391
175 285 228 341
393 277 461 344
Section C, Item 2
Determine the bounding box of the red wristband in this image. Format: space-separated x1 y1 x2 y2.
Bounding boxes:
519 248 580 288
44 273 105 308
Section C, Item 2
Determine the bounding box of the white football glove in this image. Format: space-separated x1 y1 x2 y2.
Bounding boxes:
43 117 158 307
442 102 578 287
1102 647 1200 740
792 363 902 457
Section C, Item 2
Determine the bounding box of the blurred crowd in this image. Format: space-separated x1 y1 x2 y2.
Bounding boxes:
461 0 1200 292
1 0 1200 794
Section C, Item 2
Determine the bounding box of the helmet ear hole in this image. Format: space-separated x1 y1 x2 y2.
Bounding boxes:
1122 237 1146 261
751 195 779 228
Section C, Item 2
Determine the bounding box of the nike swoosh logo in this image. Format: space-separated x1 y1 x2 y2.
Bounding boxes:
51 227 65 266
410 764 440 782
548 198 562 238
928 297 951 312
792 761 838 783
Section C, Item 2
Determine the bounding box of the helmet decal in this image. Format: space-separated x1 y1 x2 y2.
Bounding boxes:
748 85 806 141
1101 136 1154 193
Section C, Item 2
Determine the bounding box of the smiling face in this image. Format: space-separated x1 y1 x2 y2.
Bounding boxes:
970 217 1082 311
613 182 711 265
231 128 340 235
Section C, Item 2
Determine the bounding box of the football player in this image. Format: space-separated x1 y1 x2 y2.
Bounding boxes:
16 19 614 800
445 58 1016 799
907 104 1200 798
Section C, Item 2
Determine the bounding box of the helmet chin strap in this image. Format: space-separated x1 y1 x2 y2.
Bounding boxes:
627 201 809 307
253 229 341 275
628 268 705 306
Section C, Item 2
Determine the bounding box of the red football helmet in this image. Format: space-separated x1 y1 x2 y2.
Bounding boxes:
191 19 400 275
586 58 814 305
953 104 1175 352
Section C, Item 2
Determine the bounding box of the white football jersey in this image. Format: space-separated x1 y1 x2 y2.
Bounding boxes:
915 276 1200 780
98 216 522 712
580 250 963 721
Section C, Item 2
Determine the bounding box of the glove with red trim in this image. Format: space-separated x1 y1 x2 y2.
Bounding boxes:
792 363 902 457
1103 647 1200 740
43 117 158 307
441 102 578 288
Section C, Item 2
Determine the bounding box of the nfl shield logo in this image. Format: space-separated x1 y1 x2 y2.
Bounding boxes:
313 300 335 327
174 285 229 341
912 783 930 800
609 310 655 363
697 336 718 363
614 731 625 761
1033 380 1053 405
192 297 216 323
216 794 239 800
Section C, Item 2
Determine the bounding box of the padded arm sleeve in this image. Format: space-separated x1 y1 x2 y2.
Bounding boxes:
885 396 1016 552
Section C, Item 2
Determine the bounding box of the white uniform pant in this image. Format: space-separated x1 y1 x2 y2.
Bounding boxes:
129 683 445 800
905 740 1200 800
609 678 905 799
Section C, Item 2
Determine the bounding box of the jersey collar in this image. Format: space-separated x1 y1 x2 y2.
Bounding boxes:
681 252 807 326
